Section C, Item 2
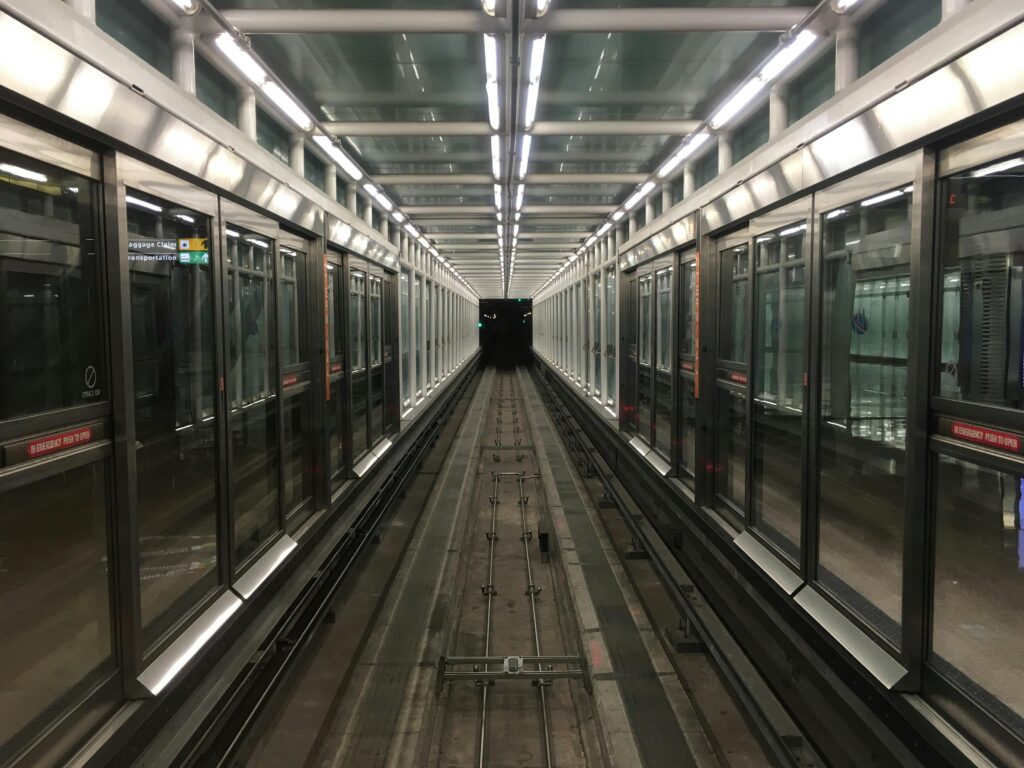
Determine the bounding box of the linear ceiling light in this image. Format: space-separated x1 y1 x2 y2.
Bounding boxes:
518 134 532 179
312 134 363 181
624 181 656 211
125 194 163 212
261 81 311 131
165 0 199 14
494 183 503 210
711 30 817 130
0 163 47 183
860 189 905 207
215 34 266 85
833 0 863 10
535 0 553 16
524 35 547 129
971 156 1024 177
657 132 710 179
491 134 502 179
515 184 524 211
481 0 498 15
484 34 501 131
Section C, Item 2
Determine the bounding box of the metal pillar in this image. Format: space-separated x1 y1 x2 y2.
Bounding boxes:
172 29 196 95
324 170 337 202
381 214 390 240
942 0 970 18
644 197 655 229
627 214 637 239
683 163 695 198
289 134 305 177
661 183 672 213
717 132 733 173
769 82 788 137
835 16 859 91
346 183 358 213
363 197 374 225
68 0 95 22
238 87 257 140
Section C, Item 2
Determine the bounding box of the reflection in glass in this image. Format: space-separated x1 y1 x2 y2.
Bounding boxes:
127 191 218 645
283 389 312 525
606 268 616 406
818 191 911 643
680 259 696 356
279 246 307 367
327 262 345 480
715 386 746 514
401 270 410 405
637 273 653 443
932 454 1024 737
415 276 423 396
426 281 434 389
938 159 1024 407
369 275 383 444
592 273 602 398
0 154 104 420
227 226 279 568
655 267 673 458
0 462 112 750
350 269 368 457
719 246 749 363
750 224 806 561
679 376 697 483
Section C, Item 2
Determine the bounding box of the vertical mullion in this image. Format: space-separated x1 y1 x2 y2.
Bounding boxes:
274 242 286 529
804 203 823 582
216 202 236 581
899 148 938 689
102 152 145 696
744 236 755 527
697 232 715 508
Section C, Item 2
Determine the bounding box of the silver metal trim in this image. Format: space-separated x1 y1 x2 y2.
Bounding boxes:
937 116 1024 177
353 450 379 478
733 531 803 596
232 535 297 600
620 212 698 270
0 111 99 179
136 590 242 696
812 153 919 215
372 437 393 458
645 450 671 477
119 153 218 215
794 586 908 691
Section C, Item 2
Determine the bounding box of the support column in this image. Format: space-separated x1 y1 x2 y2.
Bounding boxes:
614 225 622 254
289 134 305 177
942 0 969 18
381 214 390 240
172 30 196 95
238 87 257 140
835 16 859 91
346 183 358 213
363 197 374 225
717 132 733 173
683 163 696 198
325 171 337 202
628 214 637 239
644 198 655 228
661 183 672 213
769 82 788 137
68 0 95 22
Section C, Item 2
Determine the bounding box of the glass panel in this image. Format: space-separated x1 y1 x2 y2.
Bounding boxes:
350 269 368 457
0 462 113 750
680 259 696 356
226 226 279 567
401 270 410 405
196 54 239 126
127 191 218 644
719 245 749 364
426 281 433 387
96 0 171 77
655 267 673 458
932 454 1024 737
606 267 616 406
279 246 308 367
369 275 383 443
938 157 1024 408
593 272 602 397
858 0 940 77
679 376 697 482
752 224 806 561
415 276 423 395
787 48 835 126
0 153 104 420
715 386 746 513
818 189 911 644
282 389 312 521
638 273 653 443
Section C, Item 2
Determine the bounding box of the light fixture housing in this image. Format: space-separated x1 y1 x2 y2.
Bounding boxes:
313 134 363 181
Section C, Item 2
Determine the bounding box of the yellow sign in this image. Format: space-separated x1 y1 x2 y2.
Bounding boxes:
178 237 208 251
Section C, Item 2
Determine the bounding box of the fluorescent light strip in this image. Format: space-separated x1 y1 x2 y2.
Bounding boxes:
125 194 163 213
215 34 266 85
404 223 420 238
624 181 655 211
860 189 905 207
226 228 240 238
515 184 524 211
392 210 406 223
524 35 547 128
779 223 807 237
825 208 848 220
0 163 47 182
518 134 532 179
657 132 710 179
491 134 502 179
261 81 311 130
759 30 817 82
494 183 503 210
611 210 624 221
597 222 611 236
710 78 766 130
971 156 1024 177
313 134 363 181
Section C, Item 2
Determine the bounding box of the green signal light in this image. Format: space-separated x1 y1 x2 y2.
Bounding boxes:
477 321 483 328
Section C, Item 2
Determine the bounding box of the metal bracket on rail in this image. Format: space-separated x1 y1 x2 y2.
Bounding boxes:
435 655 588 696
480 584 497 596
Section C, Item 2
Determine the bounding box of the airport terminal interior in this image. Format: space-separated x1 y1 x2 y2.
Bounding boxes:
1 0 1023 766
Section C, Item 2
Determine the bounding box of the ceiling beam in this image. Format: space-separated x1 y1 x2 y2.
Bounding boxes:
325 122 491 136
217 9 509 34
531 120 701 136
379 173 646 185
522 7 811 33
